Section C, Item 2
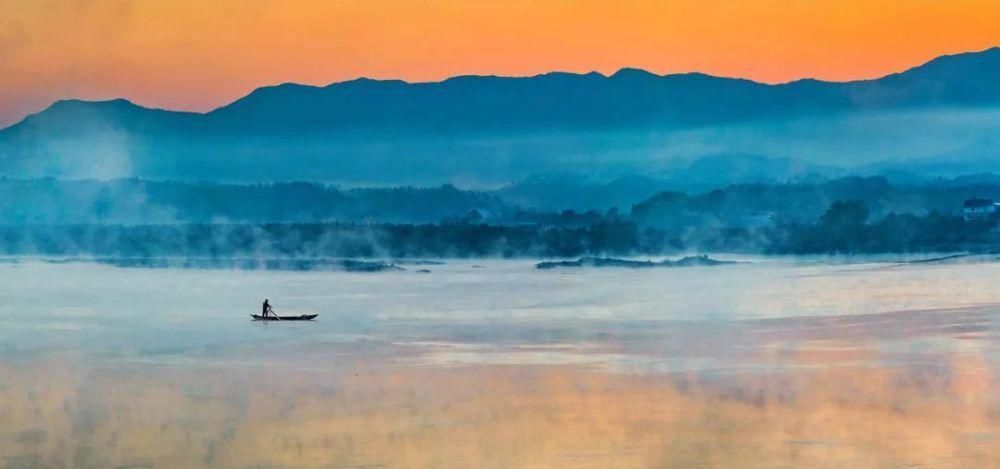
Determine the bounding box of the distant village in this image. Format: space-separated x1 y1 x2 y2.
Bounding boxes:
963 198 1000 221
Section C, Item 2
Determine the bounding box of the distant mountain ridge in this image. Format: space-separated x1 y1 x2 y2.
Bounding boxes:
211 47 1000 133
1 47 998 183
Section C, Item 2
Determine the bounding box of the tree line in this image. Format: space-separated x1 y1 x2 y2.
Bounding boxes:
1 202 998 258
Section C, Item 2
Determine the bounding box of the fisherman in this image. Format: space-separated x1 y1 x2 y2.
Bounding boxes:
262 298 274 318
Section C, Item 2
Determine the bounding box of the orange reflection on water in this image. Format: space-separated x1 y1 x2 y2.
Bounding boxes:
1 350 996 468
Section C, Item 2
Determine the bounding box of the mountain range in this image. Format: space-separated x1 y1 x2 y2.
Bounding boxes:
1 47 998 184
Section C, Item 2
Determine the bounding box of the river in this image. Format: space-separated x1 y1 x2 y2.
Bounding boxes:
1 258 997 467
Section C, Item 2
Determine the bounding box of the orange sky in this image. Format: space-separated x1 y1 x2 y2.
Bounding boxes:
1 0 998 127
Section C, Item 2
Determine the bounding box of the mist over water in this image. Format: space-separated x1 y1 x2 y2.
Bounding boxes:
1 258 997 467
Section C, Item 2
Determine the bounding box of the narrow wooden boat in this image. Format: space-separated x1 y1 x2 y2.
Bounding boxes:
250 314 318 321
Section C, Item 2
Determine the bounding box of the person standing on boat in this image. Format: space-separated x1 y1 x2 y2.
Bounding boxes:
262 299 274 318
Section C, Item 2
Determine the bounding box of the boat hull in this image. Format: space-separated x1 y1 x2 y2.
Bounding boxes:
251 314 318 321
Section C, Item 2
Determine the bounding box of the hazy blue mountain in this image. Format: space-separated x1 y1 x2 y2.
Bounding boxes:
671 153 841 187
497 154 845 211
1 48 998 184
190 47 1000 132
497 174 668 211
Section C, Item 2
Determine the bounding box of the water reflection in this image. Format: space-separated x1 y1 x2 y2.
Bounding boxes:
3 354 996 467
0 259 998 467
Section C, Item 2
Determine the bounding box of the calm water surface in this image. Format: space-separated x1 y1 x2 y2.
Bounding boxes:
1 258 997 467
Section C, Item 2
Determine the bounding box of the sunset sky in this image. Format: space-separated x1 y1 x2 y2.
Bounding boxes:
1 0 998 127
